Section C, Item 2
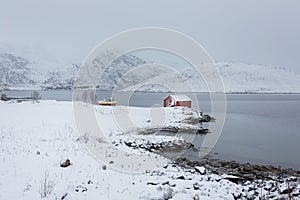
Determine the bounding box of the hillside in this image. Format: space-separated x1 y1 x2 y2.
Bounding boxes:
0 51 300 93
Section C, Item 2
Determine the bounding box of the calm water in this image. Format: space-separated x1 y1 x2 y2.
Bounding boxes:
2 90 300 169
189 94 300 170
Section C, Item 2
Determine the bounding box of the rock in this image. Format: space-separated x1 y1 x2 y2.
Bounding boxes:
163 187 174 199
288 176 298 182
176 175 185 180
195 166 206 175
124 141 132 147
280 187 295 195
223 175 244 184
169 183 176 187
233 193 242 199
193 183 200 190
130 143 137 148
147 182 158 185
60 193 68 200
270 186 277 193
162 181 169 185
193 194 200 200
293 193 300 197
75 185 87 192
60 159 71 168
264 182 274 191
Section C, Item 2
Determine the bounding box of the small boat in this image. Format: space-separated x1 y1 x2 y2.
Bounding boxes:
197 128 209 134
98 98 117 106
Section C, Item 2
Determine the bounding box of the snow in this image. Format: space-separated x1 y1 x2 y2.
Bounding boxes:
195 166 206 175
0 101 211 199
0 100 299 199
169 95 191 101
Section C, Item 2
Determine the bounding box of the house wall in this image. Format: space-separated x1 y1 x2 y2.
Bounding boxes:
175 101 191 108
163 96 173 107
164 96 192 108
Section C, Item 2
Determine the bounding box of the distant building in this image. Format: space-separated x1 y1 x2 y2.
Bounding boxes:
163 95 191 108
1 94 7 101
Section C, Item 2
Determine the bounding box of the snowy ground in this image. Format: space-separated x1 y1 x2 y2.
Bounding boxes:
0 101 299 199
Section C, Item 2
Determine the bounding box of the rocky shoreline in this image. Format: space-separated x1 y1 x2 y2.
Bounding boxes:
173 157 300 199
121 129 300 198
175 157 300 182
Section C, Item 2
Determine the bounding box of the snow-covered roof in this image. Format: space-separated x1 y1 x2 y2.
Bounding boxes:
169 95 191 101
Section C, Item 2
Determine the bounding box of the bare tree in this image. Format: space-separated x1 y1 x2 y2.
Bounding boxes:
31 91 41 101
39 171 54 198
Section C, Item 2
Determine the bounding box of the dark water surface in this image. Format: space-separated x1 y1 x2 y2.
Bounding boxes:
2 90 300 169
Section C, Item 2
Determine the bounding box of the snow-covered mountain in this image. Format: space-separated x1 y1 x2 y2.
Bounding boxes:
0 52 146 90
0 53 36 89
41 64 79 90
110 61 300 93
217 62 300 93
0 51 300 93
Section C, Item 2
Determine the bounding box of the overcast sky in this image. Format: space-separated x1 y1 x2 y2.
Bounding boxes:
1 0 300 72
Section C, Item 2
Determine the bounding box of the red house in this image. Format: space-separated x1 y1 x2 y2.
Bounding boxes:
163 95 191 108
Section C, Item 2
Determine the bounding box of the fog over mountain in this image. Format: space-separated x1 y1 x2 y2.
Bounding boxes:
0 50 300 93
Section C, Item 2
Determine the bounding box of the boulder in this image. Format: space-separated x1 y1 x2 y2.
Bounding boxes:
60 159 71 168
195 166 206 175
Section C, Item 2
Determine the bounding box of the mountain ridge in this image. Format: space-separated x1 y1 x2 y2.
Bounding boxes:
0 51 300 93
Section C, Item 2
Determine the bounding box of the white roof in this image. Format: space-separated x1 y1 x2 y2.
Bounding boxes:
169 95 191 101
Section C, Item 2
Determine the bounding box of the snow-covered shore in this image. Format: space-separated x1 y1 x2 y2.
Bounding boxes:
0 100 299 199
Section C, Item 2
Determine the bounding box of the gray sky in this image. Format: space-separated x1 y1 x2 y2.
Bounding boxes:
1 0 300 72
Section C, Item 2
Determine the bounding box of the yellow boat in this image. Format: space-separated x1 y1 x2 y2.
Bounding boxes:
98 99 117 106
